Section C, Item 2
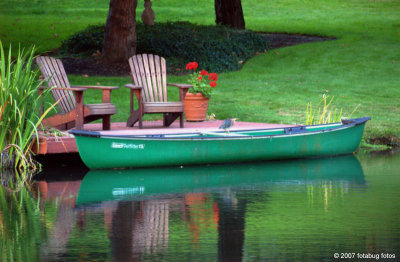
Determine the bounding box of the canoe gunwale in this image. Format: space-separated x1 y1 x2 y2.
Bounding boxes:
69 117 370 141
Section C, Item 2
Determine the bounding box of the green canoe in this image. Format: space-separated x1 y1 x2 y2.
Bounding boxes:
76 155 365 205
70 117 370 169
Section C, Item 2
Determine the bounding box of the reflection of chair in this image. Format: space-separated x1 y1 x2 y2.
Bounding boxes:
125 54 192 128
36 56 118 130
133 200 170 254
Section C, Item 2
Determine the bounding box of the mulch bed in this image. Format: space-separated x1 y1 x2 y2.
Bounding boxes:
61 33 334 77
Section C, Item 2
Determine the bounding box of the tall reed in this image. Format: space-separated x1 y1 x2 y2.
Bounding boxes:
0 42 53 173
305 94 359 125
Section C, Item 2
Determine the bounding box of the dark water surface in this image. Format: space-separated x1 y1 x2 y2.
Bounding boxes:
1 152 399 261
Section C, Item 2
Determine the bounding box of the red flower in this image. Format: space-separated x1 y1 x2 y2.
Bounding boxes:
186 62 198 70
200 70 208 75
209 81 217 87
197 76 203 81
185 62 192 70
208 73 218 81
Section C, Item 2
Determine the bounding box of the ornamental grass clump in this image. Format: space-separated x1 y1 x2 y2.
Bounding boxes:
305 94 360 125
306 94 341 125
0 42 54 173
186 62 218 97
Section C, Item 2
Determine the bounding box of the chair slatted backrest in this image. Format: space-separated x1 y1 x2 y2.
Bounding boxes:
36 56 76 114
128 54 167 102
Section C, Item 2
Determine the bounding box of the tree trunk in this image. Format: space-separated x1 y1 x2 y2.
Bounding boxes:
215 0 245 29
102 0 138 63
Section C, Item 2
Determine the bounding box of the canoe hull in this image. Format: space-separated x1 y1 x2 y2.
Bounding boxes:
71 118 369 169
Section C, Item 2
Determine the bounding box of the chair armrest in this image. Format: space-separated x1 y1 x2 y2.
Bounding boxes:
167 83 193 89
40 85 88 92
56 87 88 92
125 84 143 112
125 84 143 103
167 83 192 102
124 83 143 89
71 85 119 90
72 86 118 103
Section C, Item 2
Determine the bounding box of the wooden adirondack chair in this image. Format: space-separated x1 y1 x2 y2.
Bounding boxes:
125 54 192 128
36 56 118 130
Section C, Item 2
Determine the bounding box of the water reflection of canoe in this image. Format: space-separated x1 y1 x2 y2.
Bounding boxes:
70 117 370 169
76 155 365 205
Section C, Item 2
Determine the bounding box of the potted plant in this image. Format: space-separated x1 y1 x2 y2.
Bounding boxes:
184 62 218 121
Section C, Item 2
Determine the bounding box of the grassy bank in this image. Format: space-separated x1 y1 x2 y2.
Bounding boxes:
0 0 399 145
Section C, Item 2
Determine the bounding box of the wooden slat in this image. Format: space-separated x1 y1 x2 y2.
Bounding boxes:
161 57 167 101
128 57 140 89
86 103 116 109
37 57 68 113
148 54 160 102
144 102 183 107
136 55 151 102
143 102 184 113
45 58 71 113
128 54 168 103
56 59 76 111
154 55 164 102
86 103 117 115
49 58 75 112
38 57 75 113
142 54 155 102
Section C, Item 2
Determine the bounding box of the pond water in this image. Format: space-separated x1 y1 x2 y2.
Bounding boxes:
1 152 399 261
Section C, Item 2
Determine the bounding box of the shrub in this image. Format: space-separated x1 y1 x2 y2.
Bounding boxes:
60 22 270 72
60 25 104 56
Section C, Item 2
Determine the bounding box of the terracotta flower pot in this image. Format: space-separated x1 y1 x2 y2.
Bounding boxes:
32 137 47 154
184 92 209 121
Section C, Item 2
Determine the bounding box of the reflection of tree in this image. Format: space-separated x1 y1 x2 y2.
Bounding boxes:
111 201 134 261
215 190 247 262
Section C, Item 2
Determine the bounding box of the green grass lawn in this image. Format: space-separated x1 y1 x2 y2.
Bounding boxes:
1 0 399 144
